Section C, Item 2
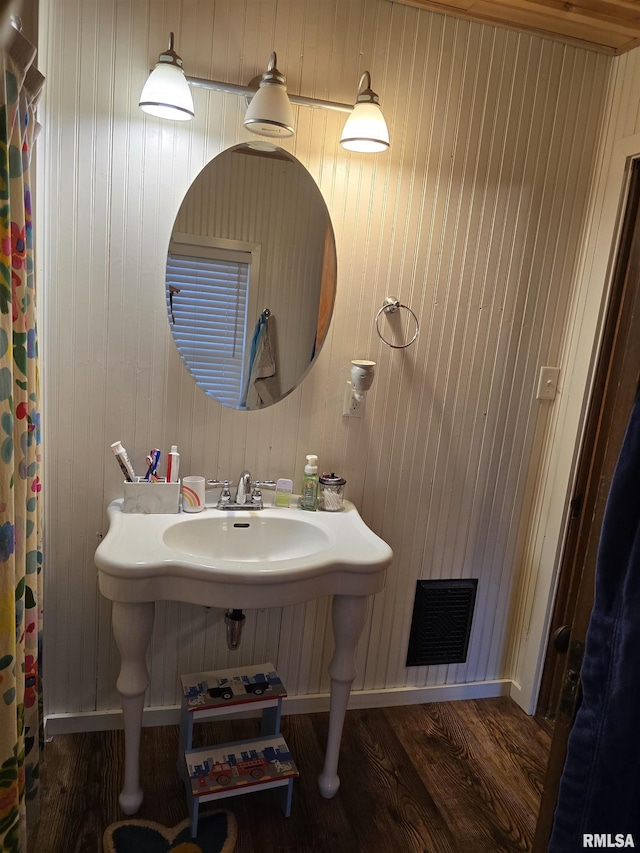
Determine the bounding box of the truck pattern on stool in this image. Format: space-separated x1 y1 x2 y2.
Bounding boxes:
186 736 298 796
181 663 286 710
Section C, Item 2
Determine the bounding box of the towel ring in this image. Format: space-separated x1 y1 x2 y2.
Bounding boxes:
375 297 419 349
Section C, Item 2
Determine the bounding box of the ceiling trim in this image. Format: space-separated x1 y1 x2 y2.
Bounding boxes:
388 0 640 54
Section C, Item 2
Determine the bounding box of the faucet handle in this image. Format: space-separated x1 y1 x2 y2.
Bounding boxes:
219 480 232 504
251 481 263 505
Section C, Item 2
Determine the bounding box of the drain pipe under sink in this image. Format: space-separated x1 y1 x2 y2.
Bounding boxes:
225 609 246 650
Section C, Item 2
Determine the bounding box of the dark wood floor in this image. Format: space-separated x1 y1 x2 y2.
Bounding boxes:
30 697 551 852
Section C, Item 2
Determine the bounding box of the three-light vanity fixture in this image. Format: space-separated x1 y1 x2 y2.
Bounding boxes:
138 34 390 153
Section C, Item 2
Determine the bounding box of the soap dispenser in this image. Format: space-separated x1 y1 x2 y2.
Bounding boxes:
300 454 319 511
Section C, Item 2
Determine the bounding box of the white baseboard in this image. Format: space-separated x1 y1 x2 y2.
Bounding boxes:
509 678 526 709
44 678 512 736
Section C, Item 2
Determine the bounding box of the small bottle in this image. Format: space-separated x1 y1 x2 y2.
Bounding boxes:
166 445 180 483
300 454 319 511
111 440 136 482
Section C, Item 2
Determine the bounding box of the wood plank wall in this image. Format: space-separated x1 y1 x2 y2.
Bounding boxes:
37 0 610 722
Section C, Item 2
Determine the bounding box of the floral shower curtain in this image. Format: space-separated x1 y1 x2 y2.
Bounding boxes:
0 26 44 853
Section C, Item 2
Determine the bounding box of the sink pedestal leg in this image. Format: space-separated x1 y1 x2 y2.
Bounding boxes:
318 594 368 799
112 600 155 815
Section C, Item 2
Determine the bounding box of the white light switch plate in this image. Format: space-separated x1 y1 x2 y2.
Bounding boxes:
536 366 560 401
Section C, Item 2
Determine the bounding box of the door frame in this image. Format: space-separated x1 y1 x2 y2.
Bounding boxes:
510 133 640 715
532 154 640 852
536 159 640 720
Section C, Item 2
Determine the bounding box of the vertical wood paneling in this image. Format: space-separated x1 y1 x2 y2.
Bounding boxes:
39 0 610 717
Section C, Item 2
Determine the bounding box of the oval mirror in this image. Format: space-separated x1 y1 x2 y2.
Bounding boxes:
166 143 337 410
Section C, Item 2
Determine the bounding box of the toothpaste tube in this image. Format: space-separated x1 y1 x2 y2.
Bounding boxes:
111 441 136 482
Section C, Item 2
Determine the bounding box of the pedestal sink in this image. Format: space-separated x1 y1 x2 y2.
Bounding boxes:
95 498 393 814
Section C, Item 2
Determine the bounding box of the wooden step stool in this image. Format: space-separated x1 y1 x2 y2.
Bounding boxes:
178 663 296 836
184 734 298 836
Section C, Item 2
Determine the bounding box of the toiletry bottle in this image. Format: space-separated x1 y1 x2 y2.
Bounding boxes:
166 445 180 483
111 440 136 482
300 454 319 511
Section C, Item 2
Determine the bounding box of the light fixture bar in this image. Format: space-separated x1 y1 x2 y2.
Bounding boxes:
139 35 388 149
186 75 352 113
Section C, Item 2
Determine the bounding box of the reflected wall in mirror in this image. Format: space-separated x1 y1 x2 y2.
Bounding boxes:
166 143 337 410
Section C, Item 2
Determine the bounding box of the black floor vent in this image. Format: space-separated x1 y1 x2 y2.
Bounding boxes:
406 579 478 666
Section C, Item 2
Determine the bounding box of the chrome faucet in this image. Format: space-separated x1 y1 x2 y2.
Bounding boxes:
235 470 252 505
209 471 267 510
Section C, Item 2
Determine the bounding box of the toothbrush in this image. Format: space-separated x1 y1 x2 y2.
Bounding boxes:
145 449 161 481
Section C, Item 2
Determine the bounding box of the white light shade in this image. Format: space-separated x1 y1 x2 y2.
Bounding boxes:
243 52 294 138
340 102 389 153
139 51 194 120
244 85 294 137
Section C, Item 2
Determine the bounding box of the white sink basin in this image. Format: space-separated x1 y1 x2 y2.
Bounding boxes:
162 515 332 562
95 498 393 609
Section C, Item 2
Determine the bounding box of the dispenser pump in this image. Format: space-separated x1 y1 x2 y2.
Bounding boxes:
300 454 319 511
